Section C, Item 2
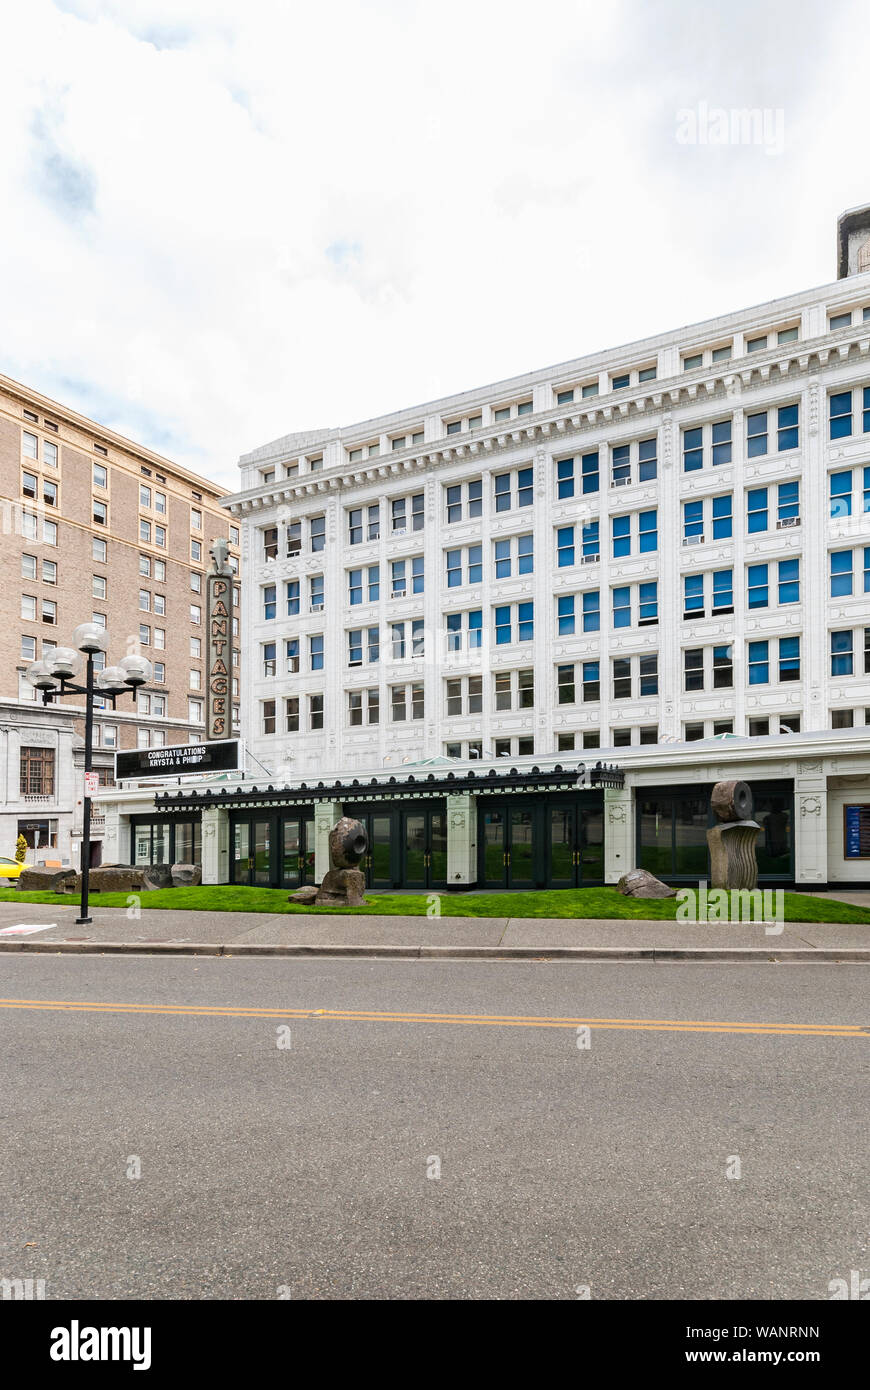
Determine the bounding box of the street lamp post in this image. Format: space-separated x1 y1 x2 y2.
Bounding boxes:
25 624 152 925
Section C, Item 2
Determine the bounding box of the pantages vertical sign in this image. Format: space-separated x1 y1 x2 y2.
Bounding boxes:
206 537 233 740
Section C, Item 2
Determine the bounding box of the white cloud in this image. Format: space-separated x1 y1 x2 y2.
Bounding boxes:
0 0 867 488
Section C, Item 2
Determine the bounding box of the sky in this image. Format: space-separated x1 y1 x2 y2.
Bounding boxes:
1 0 868 489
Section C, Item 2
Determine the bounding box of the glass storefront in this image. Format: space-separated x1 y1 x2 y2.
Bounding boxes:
638 784 793 881
131 818 201 867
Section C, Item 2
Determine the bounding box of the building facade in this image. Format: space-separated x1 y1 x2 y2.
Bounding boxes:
0 374 242 866
100 206 870 890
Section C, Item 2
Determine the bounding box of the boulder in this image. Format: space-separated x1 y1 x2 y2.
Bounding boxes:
47 867 146 894
142 863 174 891
287 885 319 906
17 866 77 892
616 868 676 898
171 862 202 887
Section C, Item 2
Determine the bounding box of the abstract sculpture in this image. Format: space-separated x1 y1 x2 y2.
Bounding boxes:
313 816 368 906
706 780 761 890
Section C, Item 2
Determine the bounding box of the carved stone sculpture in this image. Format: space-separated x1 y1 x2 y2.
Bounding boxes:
304 816 369 907
707 780 761 890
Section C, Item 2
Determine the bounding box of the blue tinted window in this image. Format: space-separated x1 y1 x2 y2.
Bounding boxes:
638 510 657 552
517 601 534 641
582 451 599 494
712 419 732 465
612 585 631 628
612 515 630 557
748 640 769 685
557 526 574 567
557 594 575 635
778 558 799 604
830 470 852 518
712 569 733 610
747 563 768 609
684 574 704 614
777 403 799 451
557 458 574 499
582 590 600 632
831 630 853 676
829 390 853 439
712 494 732 538
582 521 600 556
830 549 853 596
779 636 800 680
683 499 703 538
683 426 703 472
639 581 657 623
494 539 510 579
747 411 768 457
517 534 534 574
747 487 768 533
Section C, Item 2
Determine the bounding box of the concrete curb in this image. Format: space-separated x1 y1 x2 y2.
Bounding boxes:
1 940 869 963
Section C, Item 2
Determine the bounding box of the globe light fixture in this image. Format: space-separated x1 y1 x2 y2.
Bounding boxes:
73 622 109 654
118 654 153 687
25 659 59 692
46 647 82 681
96 665 129 695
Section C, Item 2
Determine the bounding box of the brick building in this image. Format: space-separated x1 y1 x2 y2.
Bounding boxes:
0 374 241 867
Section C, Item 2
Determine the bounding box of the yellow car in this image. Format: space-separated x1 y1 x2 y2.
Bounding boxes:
0 856 24 880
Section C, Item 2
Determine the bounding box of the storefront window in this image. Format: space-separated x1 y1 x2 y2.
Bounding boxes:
639 786 792 880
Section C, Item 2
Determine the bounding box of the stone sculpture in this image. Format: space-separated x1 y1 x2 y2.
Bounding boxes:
707 780 761 890
302 816 369 907
314 816 368 906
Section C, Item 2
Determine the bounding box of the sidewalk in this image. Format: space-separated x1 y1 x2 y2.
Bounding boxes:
1 898 869 961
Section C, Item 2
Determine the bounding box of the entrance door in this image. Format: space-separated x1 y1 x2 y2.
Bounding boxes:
252 819 271 885
402 809 447 889
356 812 394 889
480 800 604 889
233 821 251 885
549 804 577 888
481 808 507 888
282 817 304 887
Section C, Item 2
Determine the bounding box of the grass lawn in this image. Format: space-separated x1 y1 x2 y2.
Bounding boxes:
0 884 868 923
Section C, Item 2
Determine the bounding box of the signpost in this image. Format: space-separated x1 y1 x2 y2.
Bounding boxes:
115 739 241 782
206 538 233 741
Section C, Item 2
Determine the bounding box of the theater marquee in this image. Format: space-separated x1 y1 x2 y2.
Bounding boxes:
206 538 233 741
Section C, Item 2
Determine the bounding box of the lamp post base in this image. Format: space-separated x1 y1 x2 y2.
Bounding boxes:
75 916 92 925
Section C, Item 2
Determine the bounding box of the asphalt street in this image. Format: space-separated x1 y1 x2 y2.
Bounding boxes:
1 954 868 1300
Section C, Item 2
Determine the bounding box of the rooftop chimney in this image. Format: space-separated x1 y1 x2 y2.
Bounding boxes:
837 204 870 278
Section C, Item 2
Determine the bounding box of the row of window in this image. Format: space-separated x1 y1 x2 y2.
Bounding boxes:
263 438 867 564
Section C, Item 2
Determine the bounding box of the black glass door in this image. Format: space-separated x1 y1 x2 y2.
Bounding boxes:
401 809 447 889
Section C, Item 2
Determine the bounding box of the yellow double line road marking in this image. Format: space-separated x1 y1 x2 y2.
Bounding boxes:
0 998 867 1039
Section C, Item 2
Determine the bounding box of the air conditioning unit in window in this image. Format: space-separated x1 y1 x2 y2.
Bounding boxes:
393 588 407 597
776 516 801 529
682 535 705 546
580 554 599 565
311 602 324 612
612 475 632 487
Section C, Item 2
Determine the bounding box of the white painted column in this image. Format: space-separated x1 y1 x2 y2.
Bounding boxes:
446 792 476 887
314 800 343 883
604 785 634 883
202 805 230 884
794 770 828 885
102 802 122 865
